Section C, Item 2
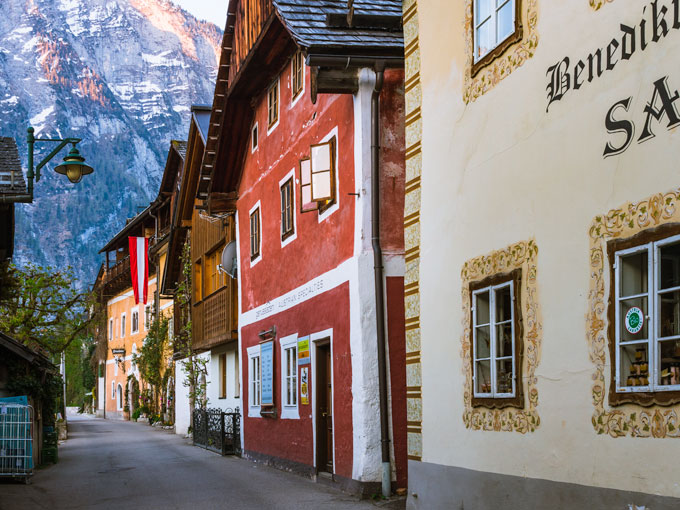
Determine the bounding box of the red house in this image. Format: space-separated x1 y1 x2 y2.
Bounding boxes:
202 0 406 496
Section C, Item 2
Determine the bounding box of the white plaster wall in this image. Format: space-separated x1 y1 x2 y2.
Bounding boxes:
206 345 241 413
417 0 680 498
174 352 211 436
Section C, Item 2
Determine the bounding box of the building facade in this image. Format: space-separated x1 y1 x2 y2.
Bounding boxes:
405 0 680 508
201 0 408 495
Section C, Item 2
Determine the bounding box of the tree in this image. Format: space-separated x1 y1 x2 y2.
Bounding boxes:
133 314 169 416
0 263 98 355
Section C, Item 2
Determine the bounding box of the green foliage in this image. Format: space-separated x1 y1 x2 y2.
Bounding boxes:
6 357 62 425
133 314 168 415
0 263 98 355
65 336 96 407
131 408 142 421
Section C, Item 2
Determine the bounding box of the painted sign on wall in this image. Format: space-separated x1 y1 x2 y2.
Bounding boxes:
260 341 274 406
300 367 309 405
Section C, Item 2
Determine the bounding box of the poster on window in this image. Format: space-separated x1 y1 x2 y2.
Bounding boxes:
298 336 310 365
260 340 274 406
300 366 309 405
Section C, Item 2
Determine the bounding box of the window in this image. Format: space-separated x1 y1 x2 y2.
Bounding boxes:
234 351 240 398
291 51 304 101
205 249 225 297
251 123 258 152
194 262 202 302
609 227 680 405
310 136 337 213
144 304 151 330
121 313 126 338
117 384 123 410
111 381 115 400
247 346 261 415
109 318 114 341
280 177 294 240
131 308 139 334
471 269 522 407
219 353 227 399
268 79 279 129
280 335 299 419
250 207 261 261
473 0 521 72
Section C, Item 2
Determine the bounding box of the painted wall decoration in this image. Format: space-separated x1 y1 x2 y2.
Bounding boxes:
590 0 615 10
588 189 680 438
461 240 542 433
463 0 539 104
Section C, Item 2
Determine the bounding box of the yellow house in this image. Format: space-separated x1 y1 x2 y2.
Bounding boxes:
403 0 680 508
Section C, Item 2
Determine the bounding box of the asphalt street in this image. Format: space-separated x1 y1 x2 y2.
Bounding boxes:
0 414 404 510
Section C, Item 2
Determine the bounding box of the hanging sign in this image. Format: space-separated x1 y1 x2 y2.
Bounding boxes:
300 367 309 405
260 340 274 406
298 336 310 365
625 307 644 334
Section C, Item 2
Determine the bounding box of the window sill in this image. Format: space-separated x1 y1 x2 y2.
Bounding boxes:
471 395 524 410
280 407 300 420
248 406 261 418
609 389 680 407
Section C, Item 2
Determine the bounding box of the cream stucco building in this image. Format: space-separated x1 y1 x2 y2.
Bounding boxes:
403 0 680 507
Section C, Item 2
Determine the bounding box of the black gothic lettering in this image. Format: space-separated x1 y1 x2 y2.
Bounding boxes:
639 76 680 142
604 97 635 158
606 39 619 71
620 23 637 60
573 60 586 90
674 0 680 28
652 0 670 42
641 6 649 50
587 49 603 83
546 57 571 112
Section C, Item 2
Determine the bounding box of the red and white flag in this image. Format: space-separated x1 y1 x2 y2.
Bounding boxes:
128 237 149 305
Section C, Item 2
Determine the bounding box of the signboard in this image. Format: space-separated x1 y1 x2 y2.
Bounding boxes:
300 367 309 405
112 349 125 355
298 336 310 365
625 307 644 334
260 340 274 406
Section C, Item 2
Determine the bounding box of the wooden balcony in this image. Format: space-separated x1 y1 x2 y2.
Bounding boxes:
192 284 237 352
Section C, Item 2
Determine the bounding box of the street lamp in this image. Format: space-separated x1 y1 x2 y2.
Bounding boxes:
0 126 95 203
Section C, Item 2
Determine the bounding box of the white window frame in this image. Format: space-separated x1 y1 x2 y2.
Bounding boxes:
144 304 151 331
614 234 680 393
121 313 126 338
472 280 517 399
117 384 123 411
131 307 139 334
251 122 259 153
290 51 305 108
109 318 114 341
249 201 262 268
247 345 261 417
317 127 340 223
280 334 299 419
267 77 280 135
280 169 297 248
473 0 516 64
111 381 115 400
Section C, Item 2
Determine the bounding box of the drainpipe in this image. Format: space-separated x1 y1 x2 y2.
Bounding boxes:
371 63 391 499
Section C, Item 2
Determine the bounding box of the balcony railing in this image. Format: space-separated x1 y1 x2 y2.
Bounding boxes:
192 285 236 352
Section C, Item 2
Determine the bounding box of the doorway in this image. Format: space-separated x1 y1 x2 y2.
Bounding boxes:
315 341 333 473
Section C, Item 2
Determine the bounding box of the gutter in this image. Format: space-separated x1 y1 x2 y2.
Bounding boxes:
306 53 398 498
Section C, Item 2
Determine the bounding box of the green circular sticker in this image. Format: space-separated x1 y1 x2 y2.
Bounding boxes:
625 307 644 334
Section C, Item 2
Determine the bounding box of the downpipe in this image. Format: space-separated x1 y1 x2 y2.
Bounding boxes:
371 64 392 499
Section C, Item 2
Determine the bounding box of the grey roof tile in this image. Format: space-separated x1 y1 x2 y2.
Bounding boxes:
0 137 26 195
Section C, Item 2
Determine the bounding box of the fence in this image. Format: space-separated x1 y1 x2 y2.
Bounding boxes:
0 403 34 482
192 407 240 456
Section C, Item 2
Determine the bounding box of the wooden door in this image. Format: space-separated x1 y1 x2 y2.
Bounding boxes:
316 343 333 473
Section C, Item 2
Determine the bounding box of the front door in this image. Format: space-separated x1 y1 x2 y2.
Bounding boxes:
316 342 333 473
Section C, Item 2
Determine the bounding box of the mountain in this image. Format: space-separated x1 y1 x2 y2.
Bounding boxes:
0 0 222 287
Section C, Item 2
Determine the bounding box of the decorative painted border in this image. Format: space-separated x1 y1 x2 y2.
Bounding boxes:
402 0 424 461
461 240 542 433
590 0 615 10
463 0 539 104
588 189 680 438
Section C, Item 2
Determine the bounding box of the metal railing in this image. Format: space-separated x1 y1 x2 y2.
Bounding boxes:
0 403 34 481
192 407 240 456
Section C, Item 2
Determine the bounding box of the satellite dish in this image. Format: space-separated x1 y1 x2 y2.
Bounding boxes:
221 241 238 279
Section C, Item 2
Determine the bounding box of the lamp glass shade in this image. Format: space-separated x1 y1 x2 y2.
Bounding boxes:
54 146 94 183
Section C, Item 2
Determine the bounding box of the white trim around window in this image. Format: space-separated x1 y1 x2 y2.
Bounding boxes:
290 51 305 108
473 0 517 63
251 122 259 153
279 334 299 419
317 126 340 223
109 318 114 341
131 307 139 334
280 168 297 248
247 345 261 417
111 381 115 400
249 201 262 268
267 77 280 135
144 304 151 331
120 313 126 338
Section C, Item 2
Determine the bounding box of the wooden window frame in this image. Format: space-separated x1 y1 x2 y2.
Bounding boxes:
291 51 304 103
194 261 202 303
219 353 227 399
204 247 225 298
471 0 523 78
607 223 680 407
280 177 295 240
131 308 139 334
267 79 279 129
251 122 258 152
121 313 126 338
109 318 114 341
469 268 524 409
310 136 337 214
144 304 151 331
299 158 317 214
250 207 261 261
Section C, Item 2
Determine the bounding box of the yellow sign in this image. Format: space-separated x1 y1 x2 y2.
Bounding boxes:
298 336 310 365
300 367 309 405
